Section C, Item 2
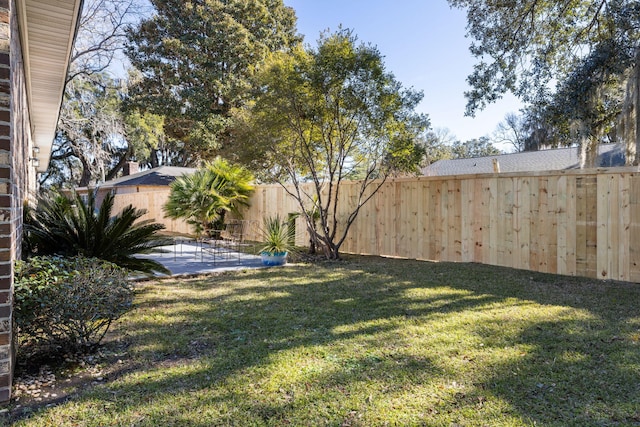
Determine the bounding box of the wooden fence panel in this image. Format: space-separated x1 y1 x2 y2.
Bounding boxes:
111 168 639 282
630 174 640 282
112 191 192 235
449 180 462 262
472 178 485 263
416 179 429 260
514 176 531 271
460 179 472 262
585 176 599 279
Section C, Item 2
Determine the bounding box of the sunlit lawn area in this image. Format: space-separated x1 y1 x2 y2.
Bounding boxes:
9 256 640 426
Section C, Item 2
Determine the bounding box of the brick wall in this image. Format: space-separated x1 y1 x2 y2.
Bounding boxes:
0 0 12 403
0 0 34 402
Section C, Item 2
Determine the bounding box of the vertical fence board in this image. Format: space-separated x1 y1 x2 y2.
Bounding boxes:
619 174 631 282
399 181 412 258
505 178 515 267
347 183 358 254
532 178 544 271
597 175 614 280
488 178 498 266
444 180 452 261
514 177 531 270
431 181 442 261
417 180 429 260
540 176 553 273
360 183 375 255
630 175 640 282
439 180 449 261
345 185 355 255
340 184 352 253
556 175 568 275
377 183 388 256
415 180 425 260
473 178 485 263
385 182 397 256
495 178 507 267
547 176 559 274
496 179 506 266
446 180 460 261
393 181 405 257
409 180 419 258
585 176 598 278
460 179 473 262
565 176 577 276
575 177 588 276
609 175 621 280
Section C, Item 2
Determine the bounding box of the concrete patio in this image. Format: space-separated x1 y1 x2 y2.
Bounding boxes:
141 240 267 277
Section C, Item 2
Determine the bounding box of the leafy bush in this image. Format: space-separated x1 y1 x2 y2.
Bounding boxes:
14 256 134 353
24 190 170 275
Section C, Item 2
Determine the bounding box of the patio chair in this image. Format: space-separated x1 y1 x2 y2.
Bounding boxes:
200 219 258 264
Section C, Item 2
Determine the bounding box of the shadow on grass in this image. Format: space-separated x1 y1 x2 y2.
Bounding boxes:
12 256 640 426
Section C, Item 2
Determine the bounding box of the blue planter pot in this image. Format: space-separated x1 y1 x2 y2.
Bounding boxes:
260 251 288 266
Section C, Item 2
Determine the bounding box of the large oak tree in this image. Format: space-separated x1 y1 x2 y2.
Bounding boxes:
46 0 148 187
125 0 299 159
449 0 640 164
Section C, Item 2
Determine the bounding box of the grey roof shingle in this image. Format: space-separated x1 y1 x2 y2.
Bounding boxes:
98 166 197 188
421 144 626 176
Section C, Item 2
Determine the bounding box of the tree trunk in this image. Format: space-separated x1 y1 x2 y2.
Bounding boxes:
105 150 130 181
78 157 92 187
150 149 160 168
328 247 340 259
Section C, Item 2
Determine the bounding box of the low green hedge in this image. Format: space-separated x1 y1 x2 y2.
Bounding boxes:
14 256 134 353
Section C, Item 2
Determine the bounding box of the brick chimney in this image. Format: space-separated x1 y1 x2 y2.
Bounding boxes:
123 161 139 176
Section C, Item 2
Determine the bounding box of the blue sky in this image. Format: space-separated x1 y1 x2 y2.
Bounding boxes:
284 0 523 145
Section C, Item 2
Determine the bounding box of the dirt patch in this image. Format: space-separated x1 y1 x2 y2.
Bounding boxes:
1 338 135 424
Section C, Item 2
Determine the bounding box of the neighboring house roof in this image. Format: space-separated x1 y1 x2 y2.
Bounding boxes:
19 0 84 171
421 144 627 177
98 166 197 189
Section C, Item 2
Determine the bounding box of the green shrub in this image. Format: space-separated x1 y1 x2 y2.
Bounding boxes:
24 190 170 275
14 256 134 353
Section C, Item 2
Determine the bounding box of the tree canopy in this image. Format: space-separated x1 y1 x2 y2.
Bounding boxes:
45 0 147 187
448 0 639 115
50 73 126 187
234 30 429 259
125 0 299 155
449 0 640 164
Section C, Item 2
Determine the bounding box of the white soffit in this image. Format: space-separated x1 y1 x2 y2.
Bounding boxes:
18 0 82 171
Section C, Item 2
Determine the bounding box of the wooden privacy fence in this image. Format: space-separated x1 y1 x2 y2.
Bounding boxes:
111 190 192 235
108 167 640 282
240 167 640 282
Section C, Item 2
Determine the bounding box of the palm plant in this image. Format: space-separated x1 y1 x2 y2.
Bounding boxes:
207 157 255 222
24 190 171 275
164 157 255 236
163 170 226 236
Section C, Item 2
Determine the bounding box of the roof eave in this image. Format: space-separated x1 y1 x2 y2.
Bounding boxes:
17 0 84 172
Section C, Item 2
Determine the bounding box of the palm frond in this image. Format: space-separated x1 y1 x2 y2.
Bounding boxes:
164 157 255 235
24 190 171 275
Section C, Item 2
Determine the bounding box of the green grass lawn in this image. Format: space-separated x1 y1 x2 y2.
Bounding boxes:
9 256 640 426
